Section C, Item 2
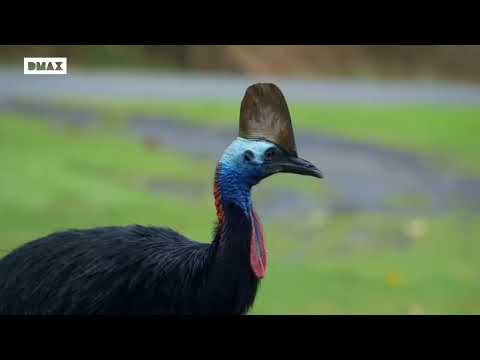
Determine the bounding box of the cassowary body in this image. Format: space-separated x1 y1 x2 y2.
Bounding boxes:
0 207 258 314
0 84 322 315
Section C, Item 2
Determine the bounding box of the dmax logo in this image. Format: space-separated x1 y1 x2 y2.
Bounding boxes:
24 57 67 75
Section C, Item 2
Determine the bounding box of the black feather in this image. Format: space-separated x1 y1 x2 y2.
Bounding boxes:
0 203 259 315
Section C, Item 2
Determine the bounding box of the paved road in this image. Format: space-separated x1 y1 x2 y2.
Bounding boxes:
2 68 480 104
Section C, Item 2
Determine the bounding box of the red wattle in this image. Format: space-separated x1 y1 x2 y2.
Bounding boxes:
249 209 267 279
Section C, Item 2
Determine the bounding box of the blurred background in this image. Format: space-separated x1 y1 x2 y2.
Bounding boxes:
1 45 480 314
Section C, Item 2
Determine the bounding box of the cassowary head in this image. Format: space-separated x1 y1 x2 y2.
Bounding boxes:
217 83 322 191
213 83 323 280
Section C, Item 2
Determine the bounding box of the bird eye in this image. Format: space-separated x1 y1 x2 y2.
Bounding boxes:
244 150 254 162
264 148 275 161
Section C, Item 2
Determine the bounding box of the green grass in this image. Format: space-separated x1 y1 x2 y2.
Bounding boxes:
0 113 217 251
255 213 480 314
1 113 480 314
51 98 480 174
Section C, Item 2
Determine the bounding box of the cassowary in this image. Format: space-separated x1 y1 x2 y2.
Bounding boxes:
0 83 322 315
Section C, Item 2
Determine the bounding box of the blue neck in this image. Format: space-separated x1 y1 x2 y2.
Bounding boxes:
214 137 275 217
215 163 253 217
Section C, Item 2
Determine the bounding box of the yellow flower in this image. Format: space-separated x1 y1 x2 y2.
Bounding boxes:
385 272 403 287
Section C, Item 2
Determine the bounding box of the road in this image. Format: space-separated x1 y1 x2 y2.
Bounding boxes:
2 68 480 104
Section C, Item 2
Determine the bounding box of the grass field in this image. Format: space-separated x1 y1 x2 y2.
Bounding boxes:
54 99 480 174
1 109 480 314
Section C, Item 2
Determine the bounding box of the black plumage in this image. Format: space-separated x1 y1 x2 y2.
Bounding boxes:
0 203 258 315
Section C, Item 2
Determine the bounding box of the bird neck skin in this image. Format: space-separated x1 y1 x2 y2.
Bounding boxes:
214 163 252 219
213 162 267 279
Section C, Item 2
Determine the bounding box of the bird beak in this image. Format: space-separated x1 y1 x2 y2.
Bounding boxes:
265 154 323 179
